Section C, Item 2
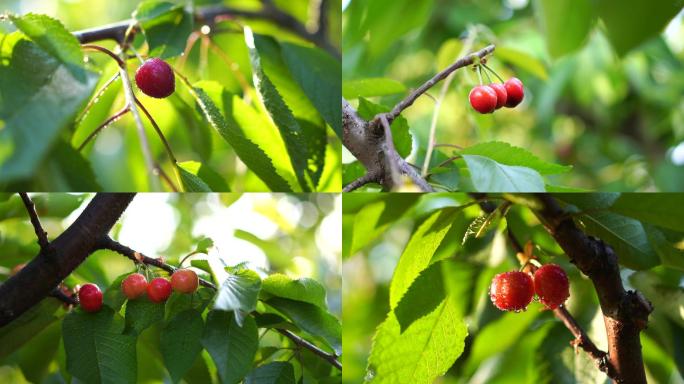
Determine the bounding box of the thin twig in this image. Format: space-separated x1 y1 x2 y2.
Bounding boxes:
154 164 179 192
133 97 177 163
276 328 341 370
19 193 50 251
81 44 125 67
49 286 78 306
342 172 378 192
78 106 130 151
97 236 216 289
74 72 121 126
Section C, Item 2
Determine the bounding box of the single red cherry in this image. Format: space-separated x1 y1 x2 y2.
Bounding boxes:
135 58 175 98
122 273 148 300
488 83 508 109
469 85 498 114
503 77 524 108
533 264 570 310
171 269 199 294
79 283 103 313
147 277 172 303
490 271 534 311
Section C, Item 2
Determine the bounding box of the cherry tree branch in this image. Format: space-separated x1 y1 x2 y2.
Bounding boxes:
530 194 652 384
19 193 50 251
0 193 136 326
342 45 495 192
72 4 339 57
96 236 342 370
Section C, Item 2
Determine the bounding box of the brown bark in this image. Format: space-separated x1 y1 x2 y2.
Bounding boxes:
0 193 135 327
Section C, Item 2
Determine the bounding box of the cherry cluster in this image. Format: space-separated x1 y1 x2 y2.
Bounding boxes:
469 77 524 114
79 269 199 313
489 264 569 312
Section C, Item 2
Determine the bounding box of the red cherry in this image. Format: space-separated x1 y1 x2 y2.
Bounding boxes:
489 271 534 311
503 77 524 108
487 83 508 109
469 85 498 114
122 273 148 300
147 277 172 303
135 58 175 98
78 283 103 312
171 269 199 294
533 264 570 310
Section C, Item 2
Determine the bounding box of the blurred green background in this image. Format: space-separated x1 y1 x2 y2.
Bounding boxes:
342 0 684 191
342 193 684 383
0 192 341 383
0 0 342 191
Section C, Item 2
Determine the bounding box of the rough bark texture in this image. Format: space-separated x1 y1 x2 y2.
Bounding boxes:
534 194 652 384
0 193 135 326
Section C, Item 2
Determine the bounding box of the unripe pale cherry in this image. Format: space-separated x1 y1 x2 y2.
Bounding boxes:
79 283 103 313
135 58 175 98
122 273 148 300
171 269 199 294
147 277 172 303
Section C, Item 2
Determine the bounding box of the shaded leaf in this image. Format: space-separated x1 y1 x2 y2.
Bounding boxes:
202 310 258 384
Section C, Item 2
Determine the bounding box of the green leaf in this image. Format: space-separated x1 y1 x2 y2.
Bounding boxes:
8 13 84 72
261 274 327 309
124 298 164 335
460 141 570 175
342 160 367 187
342 78 407 99
214 268 262 326
350 194 421 255
62 308 137 384
0 32 98 182
574 210 659 270
35 140 101 191
176 163 211 192
0 299 60 359
233 230 291 269
367 299 467 383
193 237 214 254
190 82 291 191
281 43 341 138
596 0 684 56
394 261 446 333
160 310 204 383
202 310 258 384
389 207 462 308
534 0 594 59
164 288 214 322
462 155 546 192
357 98 412 158
247 30 315 191
245 362 296 384
436 39 464 72
630 270 684 327
265 297 341 355
133 1 193 58
645 226 684 271
610 194 684 232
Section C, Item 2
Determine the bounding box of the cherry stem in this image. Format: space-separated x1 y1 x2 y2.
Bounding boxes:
133 96 178 163
482 63 505 83
482 66 493 83
77 106 130 151
476 65 484 85
75 72 121 126
81 44 125 68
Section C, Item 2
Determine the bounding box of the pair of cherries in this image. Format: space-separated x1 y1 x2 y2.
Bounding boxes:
469 77 524 114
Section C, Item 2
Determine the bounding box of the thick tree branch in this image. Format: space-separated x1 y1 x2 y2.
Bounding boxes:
532 194 652 384
97 236 342 370
342 45 495 192
72 5 339 57
19 193 50 251
0 193 135 327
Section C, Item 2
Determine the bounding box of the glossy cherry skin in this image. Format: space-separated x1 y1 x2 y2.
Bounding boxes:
147 277 172 303
135 58 175 98
533 264 570 310
490 271 534 311
503 77 524 108
171 269 199 294
469 85 498 114
79 283 103 313
122 273 148 300
488 83 508 109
